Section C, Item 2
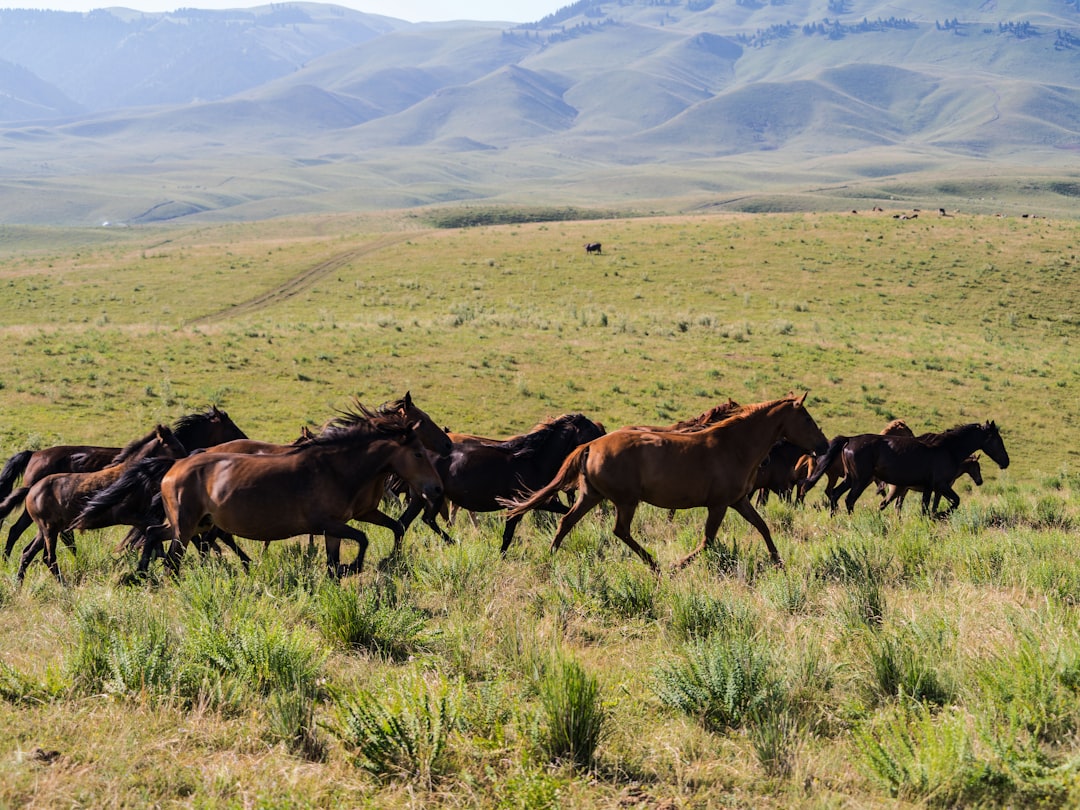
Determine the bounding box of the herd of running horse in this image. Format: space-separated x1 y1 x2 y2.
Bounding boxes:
0 392 1010 583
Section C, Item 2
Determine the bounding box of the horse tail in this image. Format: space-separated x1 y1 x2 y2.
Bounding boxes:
0 450 33 500
501 444 590 517
0 485 30 523
803 437 848 487
70 457 176 531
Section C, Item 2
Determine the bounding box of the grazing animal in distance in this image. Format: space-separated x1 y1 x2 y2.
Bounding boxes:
584 242 602 254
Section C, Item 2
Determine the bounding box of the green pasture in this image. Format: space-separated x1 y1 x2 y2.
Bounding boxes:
0 210 1078 807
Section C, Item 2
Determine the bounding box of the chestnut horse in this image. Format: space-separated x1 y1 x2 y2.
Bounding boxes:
17 425 189 582
805 421 1008 514
503 394 828 571
147 407 443 577
0 406 247 559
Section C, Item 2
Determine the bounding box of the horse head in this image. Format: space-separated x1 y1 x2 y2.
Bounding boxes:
981 421 1010 469
782 393 828 455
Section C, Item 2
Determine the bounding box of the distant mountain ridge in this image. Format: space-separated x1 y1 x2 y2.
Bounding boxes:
1 0 1079 225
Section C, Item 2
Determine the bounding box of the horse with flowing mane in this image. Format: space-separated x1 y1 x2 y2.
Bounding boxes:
797 418 913 509
502 394 828 570
145 405 443 577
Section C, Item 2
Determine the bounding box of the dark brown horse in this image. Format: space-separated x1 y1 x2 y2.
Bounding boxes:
0 406 247 558
17 425 189 582
503 394 828 571
398 413 607 552
878 454 983 513
80 394 451 572
753 440 810 506
148 407 443 577
805 421 1008 514
797 418 914 509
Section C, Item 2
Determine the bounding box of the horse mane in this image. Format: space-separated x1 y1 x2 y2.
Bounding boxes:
316 401 412 445
502 413 588 457
171 407 219 434
705 396 792 432
881 418 911 434
670 399 742 432
110 425 168 464
918 422 984 447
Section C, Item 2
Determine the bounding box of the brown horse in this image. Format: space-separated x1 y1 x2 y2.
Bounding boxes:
82 394 451 572
147 407 443 577
805 421 1008 514
17 425 189 582
398 413 607 551
879 454 983 512
0 406 247 558
502 394 828 571
797 418 914 509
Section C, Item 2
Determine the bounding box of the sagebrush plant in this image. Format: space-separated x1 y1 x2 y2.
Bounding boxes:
854 705 988 805
331 668 460 787
654 629 782 732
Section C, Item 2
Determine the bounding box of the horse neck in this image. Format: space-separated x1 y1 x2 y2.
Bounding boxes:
940 425 988 461
706 400 792 460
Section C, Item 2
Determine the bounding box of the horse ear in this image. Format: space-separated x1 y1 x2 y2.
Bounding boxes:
797 391 808 406
404 391 413 407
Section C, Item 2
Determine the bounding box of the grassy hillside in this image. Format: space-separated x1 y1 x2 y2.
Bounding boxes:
0 211 1078 808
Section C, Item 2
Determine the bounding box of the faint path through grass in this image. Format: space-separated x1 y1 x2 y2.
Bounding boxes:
185 231 427 325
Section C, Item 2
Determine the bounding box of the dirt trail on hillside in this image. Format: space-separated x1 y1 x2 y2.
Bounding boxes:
185 232 425 326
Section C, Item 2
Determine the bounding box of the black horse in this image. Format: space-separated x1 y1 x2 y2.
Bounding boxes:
399 412 606 553
804 421 1009 514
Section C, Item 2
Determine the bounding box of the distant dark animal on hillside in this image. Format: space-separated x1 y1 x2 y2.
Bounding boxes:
584 242 602 254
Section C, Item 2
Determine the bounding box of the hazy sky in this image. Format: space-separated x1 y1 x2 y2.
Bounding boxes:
2 1 568 22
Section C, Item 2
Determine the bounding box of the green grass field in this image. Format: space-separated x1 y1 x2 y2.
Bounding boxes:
0 210 1078 807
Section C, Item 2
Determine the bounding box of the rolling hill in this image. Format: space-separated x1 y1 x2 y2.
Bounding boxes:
0 0 1079 224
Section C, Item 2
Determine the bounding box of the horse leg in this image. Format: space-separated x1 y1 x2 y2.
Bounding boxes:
4 508 34 559
828 477 851 513
16 530 47 582
843 477 872 514
548 492 604 555
40 528 64 584
398 492 425 532
356 509 407 567
674 505 728 570
422 501 454 545
322 521 370 577
936 487 961 515
498 514 524 555
879 485 903 511
731 497 782 566
204 528 251 568
610 501 658 573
